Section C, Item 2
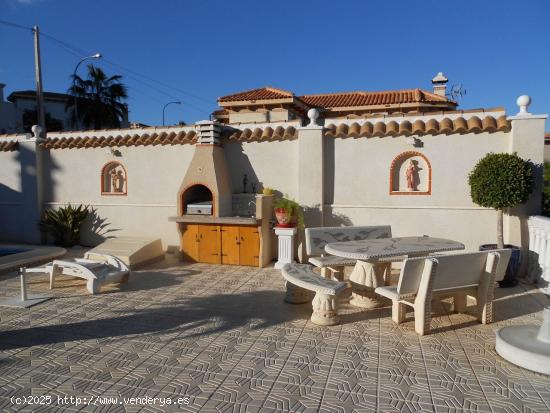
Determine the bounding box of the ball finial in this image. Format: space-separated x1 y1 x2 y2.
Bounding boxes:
307 108 320 126
31 124 43 139
516 95 531 115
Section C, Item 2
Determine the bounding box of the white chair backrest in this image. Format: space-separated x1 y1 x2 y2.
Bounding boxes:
431 252 491 290
305 225 392 256
397 250 501 297
396 256 429 297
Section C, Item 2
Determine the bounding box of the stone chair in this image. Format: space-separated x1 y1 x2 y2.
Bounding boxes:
281 263 348 326
375 250 511 335
305 225 393 281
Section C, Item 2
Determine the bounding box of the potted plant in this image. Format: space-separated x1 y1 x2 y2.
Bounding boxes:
262 186 274 196
274 196 304 228
468 153 534 287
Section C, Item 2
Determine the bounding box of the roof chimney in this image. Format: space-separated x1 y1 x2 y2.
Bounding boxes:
431 72 448 97
0 83 5 102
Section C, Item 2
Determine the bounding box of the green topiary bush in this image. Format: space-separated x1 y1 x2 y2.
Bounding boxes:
468 153 534 248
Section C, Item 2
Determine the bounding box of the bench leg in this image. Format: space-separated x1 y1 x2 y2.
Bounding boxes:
453 294 467 313
477 287 493 324
284 281 311 304
414 300 432 336
392 301 407 324
311 292 339 326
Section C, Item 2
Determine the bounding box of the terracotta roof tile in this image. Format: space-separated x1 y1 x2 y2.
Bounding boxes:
0 141 19 151
324 115 510 139
218 87 294 102
300 89 454 108
40 130 197 150
225 125 297 142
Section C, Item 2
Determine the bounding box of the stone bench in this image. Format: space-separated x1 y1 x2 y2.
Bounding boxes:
281 263 348 326
305 225 393 281
375 249 511 335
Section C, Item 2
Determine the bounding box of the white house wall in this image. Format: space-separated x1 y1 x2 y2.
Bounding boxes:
0 149 24 241
44 144 196 248
224 140 299 200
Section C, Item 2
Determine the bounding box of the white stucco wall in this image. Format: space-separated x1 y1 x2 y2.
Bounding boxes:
330 131 509 207
44 143 196 248
0 149 24 241
224 139 299 200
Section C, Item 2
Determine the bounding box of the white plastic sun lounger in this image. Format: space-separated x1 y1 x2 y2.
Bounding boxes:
25 252 130 294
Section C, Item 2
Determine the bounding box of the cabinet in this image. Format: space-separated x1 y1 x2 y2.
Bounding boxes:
181 224 260 266
198 224 221 264
239 226 260 267
180 224 199 262
220 226 240 265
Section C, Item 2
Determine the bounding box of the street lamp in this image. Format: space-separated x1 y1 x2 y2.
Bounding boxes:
162 101 181 126
72 53 102 129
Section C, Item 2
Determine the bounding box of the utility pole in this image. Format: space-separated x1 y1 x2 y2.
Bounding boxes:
33 25 45 137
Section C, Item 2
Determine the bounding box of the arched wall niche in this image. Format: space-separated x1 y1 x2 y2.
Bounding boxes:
101 161 127 195
389 151 431 195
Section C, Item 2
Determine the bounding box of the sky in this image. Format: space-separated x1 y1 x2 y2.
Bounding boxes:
1 0 549 129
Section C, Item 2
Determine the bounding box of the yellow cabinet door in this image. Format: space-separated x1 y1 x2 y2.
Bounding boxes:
239 226 260 267
220 226 240 265
181 224 199 262
198 225 221 264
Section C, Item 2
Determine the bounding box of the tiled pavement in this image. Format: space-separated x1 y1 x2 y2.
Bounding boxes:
0 253 549 412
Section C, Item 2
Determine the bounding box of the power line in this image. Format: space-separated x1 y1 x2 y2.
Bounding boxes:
0 19 216 117
100 59 212 115
38 31 214 115
0 20 32 32
101 58 213 105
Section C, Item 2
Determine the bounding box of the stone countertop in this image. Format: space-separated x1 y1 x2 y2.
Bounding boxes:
169 216 261 225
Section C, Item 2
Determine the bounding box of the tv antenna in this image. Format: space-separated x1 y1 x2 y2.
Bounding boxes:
448 83 466 101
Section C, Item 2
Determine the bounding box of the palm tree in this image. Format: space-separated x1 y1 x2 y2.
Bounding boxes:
67 65 128 129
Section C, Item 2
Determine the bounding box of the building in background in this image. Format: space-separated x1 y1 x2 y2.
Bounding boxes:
0 83 129 134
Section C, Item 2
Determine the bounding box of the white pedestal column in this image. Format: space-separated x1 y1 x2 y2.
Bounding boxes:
275 227 297 269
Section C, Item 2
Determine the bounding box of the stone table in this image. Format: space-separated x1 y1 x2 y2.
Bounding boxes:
325 236 465 308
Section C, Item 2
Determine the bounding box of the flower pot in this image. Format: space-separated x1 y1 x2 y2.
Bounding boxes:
479 244 521 288
275 208 295 228
262 188 273 195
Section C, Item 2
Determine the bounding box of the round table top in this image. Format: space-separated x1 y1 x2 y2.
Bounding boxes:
324 236 465 260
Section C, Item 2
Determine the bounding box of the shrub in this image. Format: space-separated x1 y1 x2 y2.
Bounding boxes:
468 153 534 248
39 204 89 247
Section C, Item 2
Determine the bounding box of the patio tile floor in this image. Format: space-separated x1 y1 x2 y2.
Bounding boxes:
0 253 549 412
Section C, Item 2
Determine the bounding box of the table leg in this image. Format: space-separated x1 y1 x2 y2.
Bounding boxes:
349 261 387 308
